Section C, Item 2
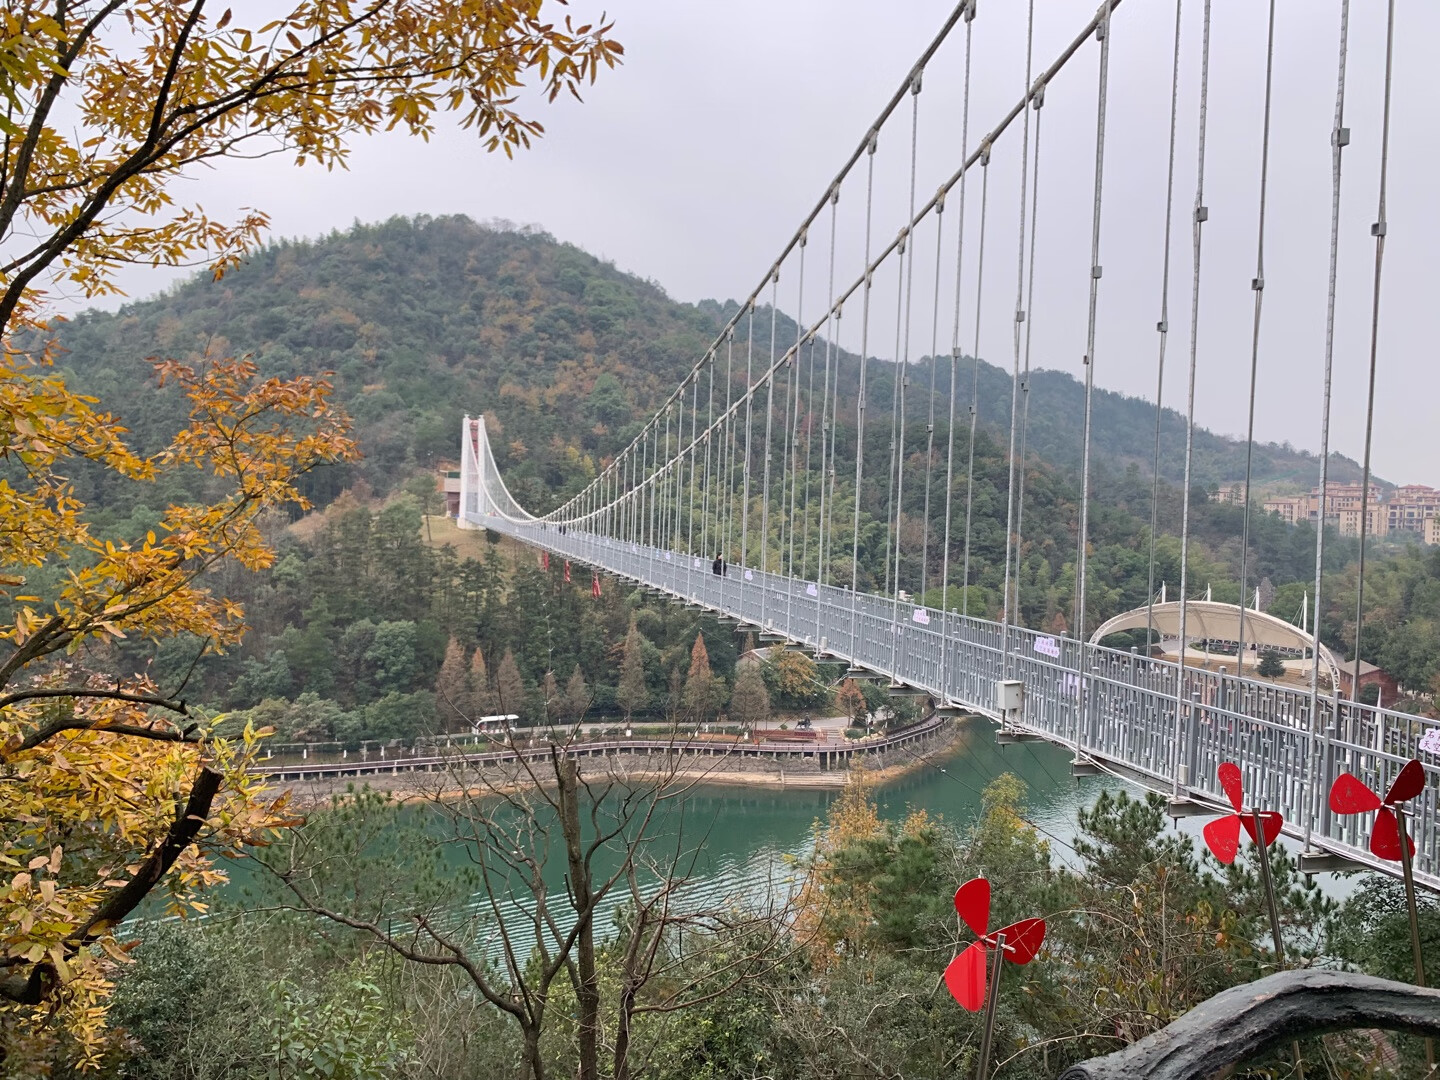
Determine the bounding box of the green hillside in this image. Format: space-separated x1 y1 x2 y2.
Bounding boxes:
39 214 1435 717
49 214 1358 518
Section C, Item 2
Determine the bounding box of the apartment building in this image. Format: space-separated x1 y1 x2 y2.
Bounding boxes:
1256 481 1440 543
1385 484 1440 536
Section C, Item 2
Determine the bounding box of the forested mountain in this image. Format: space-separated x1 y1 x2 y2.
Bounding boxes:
35 215 1433 720
48 214 1359 519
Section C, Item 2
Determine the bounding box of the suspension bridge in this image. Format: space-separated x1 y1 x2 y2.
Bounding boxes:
457 0 1438 890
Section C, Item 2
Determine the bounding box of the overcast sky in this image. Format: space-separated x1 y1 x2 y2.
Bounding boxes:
88 0 1438 486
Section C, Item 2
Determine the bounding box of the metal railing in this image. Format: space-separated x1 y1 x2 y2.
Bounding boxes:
466 509 1440 890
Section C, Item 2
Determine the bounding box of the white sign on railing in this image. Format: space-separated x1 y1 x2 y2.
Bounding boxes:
1034 636 1061 658
1420 728 1440 758
807 583 818 596
912 608 930 625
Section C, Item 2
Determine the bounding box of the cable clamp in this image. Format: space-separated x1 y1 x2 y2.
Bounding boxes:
980 142 992 166
1334 126 1350 148
1032 79 1047 109
968 405 976 417
830 183 841 206
1157 320 1168 333
1020 378 1029 392
799 227 808 248
1194 206 1208 223
963 0 977 24
927 423 935 434
867 129 879 155
1096 20 1106 42
1091 265 1103 279
1015 308 1026 323
935 187 946 213
910 67 924 96
1371 220 1386 237
1252 277 1264 292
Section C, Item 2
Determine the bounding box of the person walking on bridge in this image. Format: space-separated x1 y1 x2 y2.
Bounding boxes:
712 553 726 577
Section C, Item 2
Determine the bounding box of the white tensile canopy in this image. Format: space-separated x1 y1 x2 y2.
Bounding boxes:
1088 600 1342 688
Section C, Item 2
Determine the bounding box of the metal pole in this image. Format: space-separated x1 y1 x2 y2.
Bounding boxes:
1396 808 1434 1073
1253 808 1304 1080
976 932 1006 1080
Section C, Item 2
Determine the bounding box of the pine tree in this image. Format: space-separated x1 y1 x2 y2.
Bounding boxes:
682 632 715 722
1258 650 1286 679
616 624 649 723
496 648 527 717
564 664 590 723
729 662 770 729
468 646 496 720
435 637 469 730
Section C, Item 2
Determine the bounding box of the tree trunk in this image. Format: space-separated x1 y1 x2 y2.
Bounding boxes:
556 753 601 1080
522 1022 545 1080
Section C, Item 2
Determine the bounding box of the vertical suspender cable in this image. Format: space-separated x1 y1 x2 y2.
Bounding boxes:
1145 0 1184 657
1012 82 1046 636
939 1 976 667
1302 0 1350 847
1236 0 1278 684
1073 0 1113 750
702 353 714 557
884 265 906 597
761 278 780 590
1174 0 1212 796
814 189 840 584
723 329 737 561
890 74 924 630
920 194 946 601
741 305 756 568
689 373 700 553
1349 0 1395 727
1000 0 1037 674
850 136 879 599
786 235 808 579
960 150 991 618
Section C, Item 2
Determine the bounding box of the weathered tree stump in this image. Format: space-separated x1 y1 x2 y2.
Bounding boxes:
1059 970 1440 1080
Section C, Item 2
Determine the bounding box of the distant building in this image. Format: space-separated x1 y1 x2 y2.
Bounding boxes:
439 467 461 516
1427 516 1440 546
1262 495 1306 525
1208 483 1247 506
1336 660 1399 706
1336 502 1389 539
1384 484 1440 538
1257 481 1398 537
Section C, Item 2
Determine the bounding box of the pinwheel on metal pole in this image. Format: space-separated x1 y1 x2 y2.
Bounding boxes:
1202 762 1301 1078
943 878 1046 1080
1329 757 1431 1071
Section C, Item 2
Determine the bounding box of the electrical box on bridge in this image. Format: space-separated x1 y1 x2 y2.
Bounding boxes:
996 680 1024 715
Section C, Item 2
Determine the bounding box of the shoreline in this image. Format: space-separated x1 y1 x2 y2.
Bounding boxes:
279 719 969 807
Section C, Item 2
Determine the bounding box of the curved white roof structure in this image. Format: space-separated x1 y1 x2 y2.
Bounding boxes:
1089 600 1341 688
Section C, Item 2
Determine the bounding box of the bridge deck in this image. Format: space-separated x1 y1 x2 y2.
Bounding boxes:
468 512 1440 890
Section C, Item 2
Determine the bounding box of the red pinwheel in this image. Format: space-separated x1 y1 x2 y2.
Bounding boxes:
1202 762 1283 864
943 878 1046 1011
1329 758 1425 862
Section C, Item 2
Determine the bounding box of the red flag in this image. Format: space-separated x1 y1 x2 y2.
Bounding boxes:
540 550 549 571
564 560 571 583
592 573 602 599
